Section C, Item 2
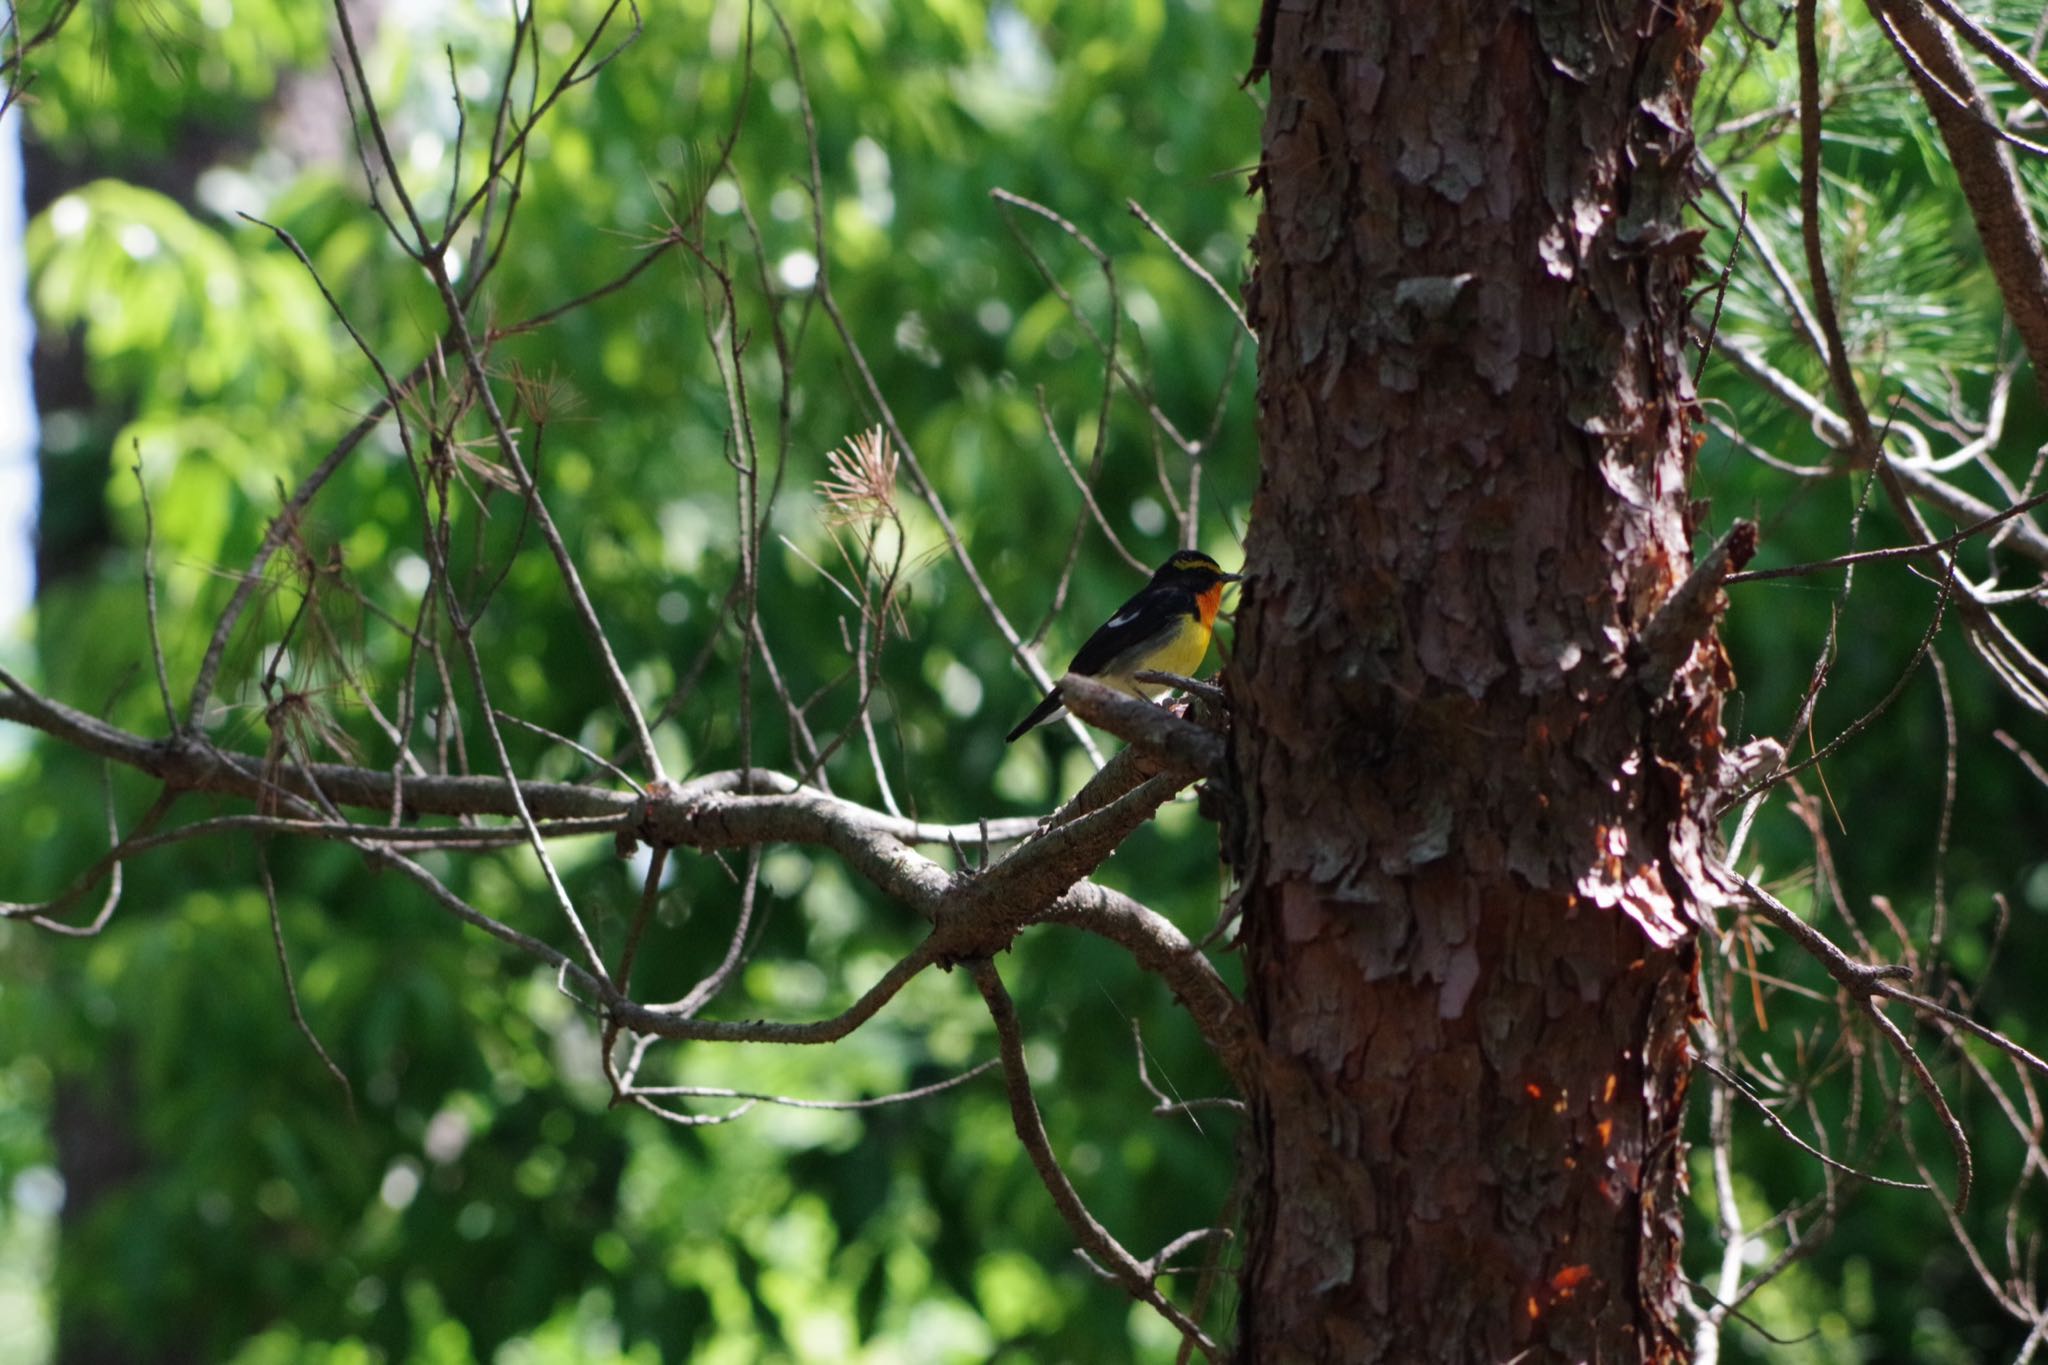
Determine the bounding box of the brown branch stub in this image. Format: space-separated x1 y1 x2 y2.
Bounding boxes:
1635 518 1757 698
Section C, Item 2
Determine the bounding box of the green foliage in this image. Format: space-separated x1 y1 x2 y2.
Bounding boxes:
1691 3 2048 1359
4 0 1256 1360
19 0 329 157
5 0 2047 1360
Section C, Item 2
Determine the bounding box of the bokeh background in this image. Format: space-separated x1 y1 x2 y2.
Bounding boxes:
2 1 2046 1360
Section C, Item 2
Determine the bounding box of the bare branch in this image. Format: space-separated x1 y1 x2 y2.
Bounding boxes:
131 456 178 734
1727 483 2048 583
1 786 173 935
1869 0 2048 409
493 707 646 797
1918 0 2048 113
666 847 763 1019
628 1058 999 1111
613 936 947 1045
1133 1020 1246 1120
1695 1054 1925 1190
1058 673 1226 779
970 959 1222 1360
257 844 355 1112
1037 387 1151 574
1126 198 1251 338
184 407 386 729
1692 191 1749 387
1995 728 2048 789
1736 874 1973 1209
773 18 1104 766
992 186 1198 458
0 677 1045 847
0 0 82 117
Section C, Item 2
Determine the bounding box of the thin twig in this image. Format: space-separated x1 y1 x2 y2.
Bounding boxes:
970 959 1221 1360
1038 387 1151 574
1695 1054 1926 1190
628 1058 1001 1110
1127 197 1251 337
257 843 356 1113
1737 873 1973 1210
132 455 178 734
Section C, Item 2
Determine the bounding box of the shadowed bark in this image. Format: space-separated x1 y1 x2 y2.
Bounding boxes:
1235 2 1729 1358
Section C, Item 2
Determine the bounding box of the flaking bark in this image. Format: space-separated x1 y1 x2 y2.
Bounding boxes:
1234 2 1728 1359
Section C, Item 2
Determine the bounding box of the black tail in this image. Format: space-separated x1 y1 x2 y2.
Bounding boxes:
1004 687 1064 742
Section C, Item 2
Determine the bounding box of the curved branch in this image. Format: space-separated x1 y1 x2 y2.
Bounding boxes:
611 936 947 1043
7 665 1247 1098
1059 674 1226 779
0 678 1037 846
970 959 1222 1361
1042 882 1258 1096
1737 874 1974 1210
1869 0 2048 410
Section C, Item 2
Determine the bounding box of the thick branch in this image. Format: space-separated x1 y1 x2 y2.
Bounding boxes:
1058 673 1226 779
935 770 1190 959
1870 0 2048 410
1041 882 1258 1095
3 670 1252 1071
0 678 1035 847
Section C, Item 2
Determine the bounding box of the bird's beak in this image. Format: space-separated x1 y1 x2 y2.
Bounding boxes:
1220 571 1244 583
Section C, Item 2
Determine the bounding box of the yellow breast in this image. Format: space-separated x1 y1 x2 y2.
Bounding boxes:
1132 614 1215 697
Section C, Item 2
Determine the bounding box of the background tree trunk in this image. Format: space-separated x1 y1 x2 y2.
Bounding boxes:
1235 2 1727 1359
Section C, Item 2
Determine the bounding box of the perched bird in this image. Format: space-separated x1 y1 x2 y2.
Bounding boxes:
1005 549 1240 742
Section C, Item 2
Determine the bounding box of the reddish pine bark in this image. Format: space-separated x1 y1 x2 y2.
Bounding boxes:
1233 2 1727 1360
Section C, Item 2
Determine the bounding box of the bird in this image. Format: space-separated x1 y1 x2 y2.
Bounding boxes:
1005 549 1240 742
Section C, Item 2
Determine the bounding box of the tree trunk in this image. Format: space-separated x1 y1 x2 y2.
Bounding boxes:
1234 2 1726 1360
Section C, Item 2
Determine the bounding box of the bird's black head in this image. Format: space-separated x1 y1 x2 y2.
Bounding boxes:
1151 549 1241 588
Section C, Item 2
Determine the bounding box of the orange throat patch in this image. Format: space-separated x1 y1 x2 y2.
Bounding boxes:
1196 583 1224 628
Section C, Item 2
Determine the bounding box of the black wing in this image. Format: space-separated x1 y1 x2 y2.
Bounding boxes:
1004 583 1191 742
1065 583 1188 676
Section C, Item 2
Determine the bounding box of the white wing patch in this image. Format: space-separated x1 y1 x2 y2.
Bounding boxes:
1105 606 1143 628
